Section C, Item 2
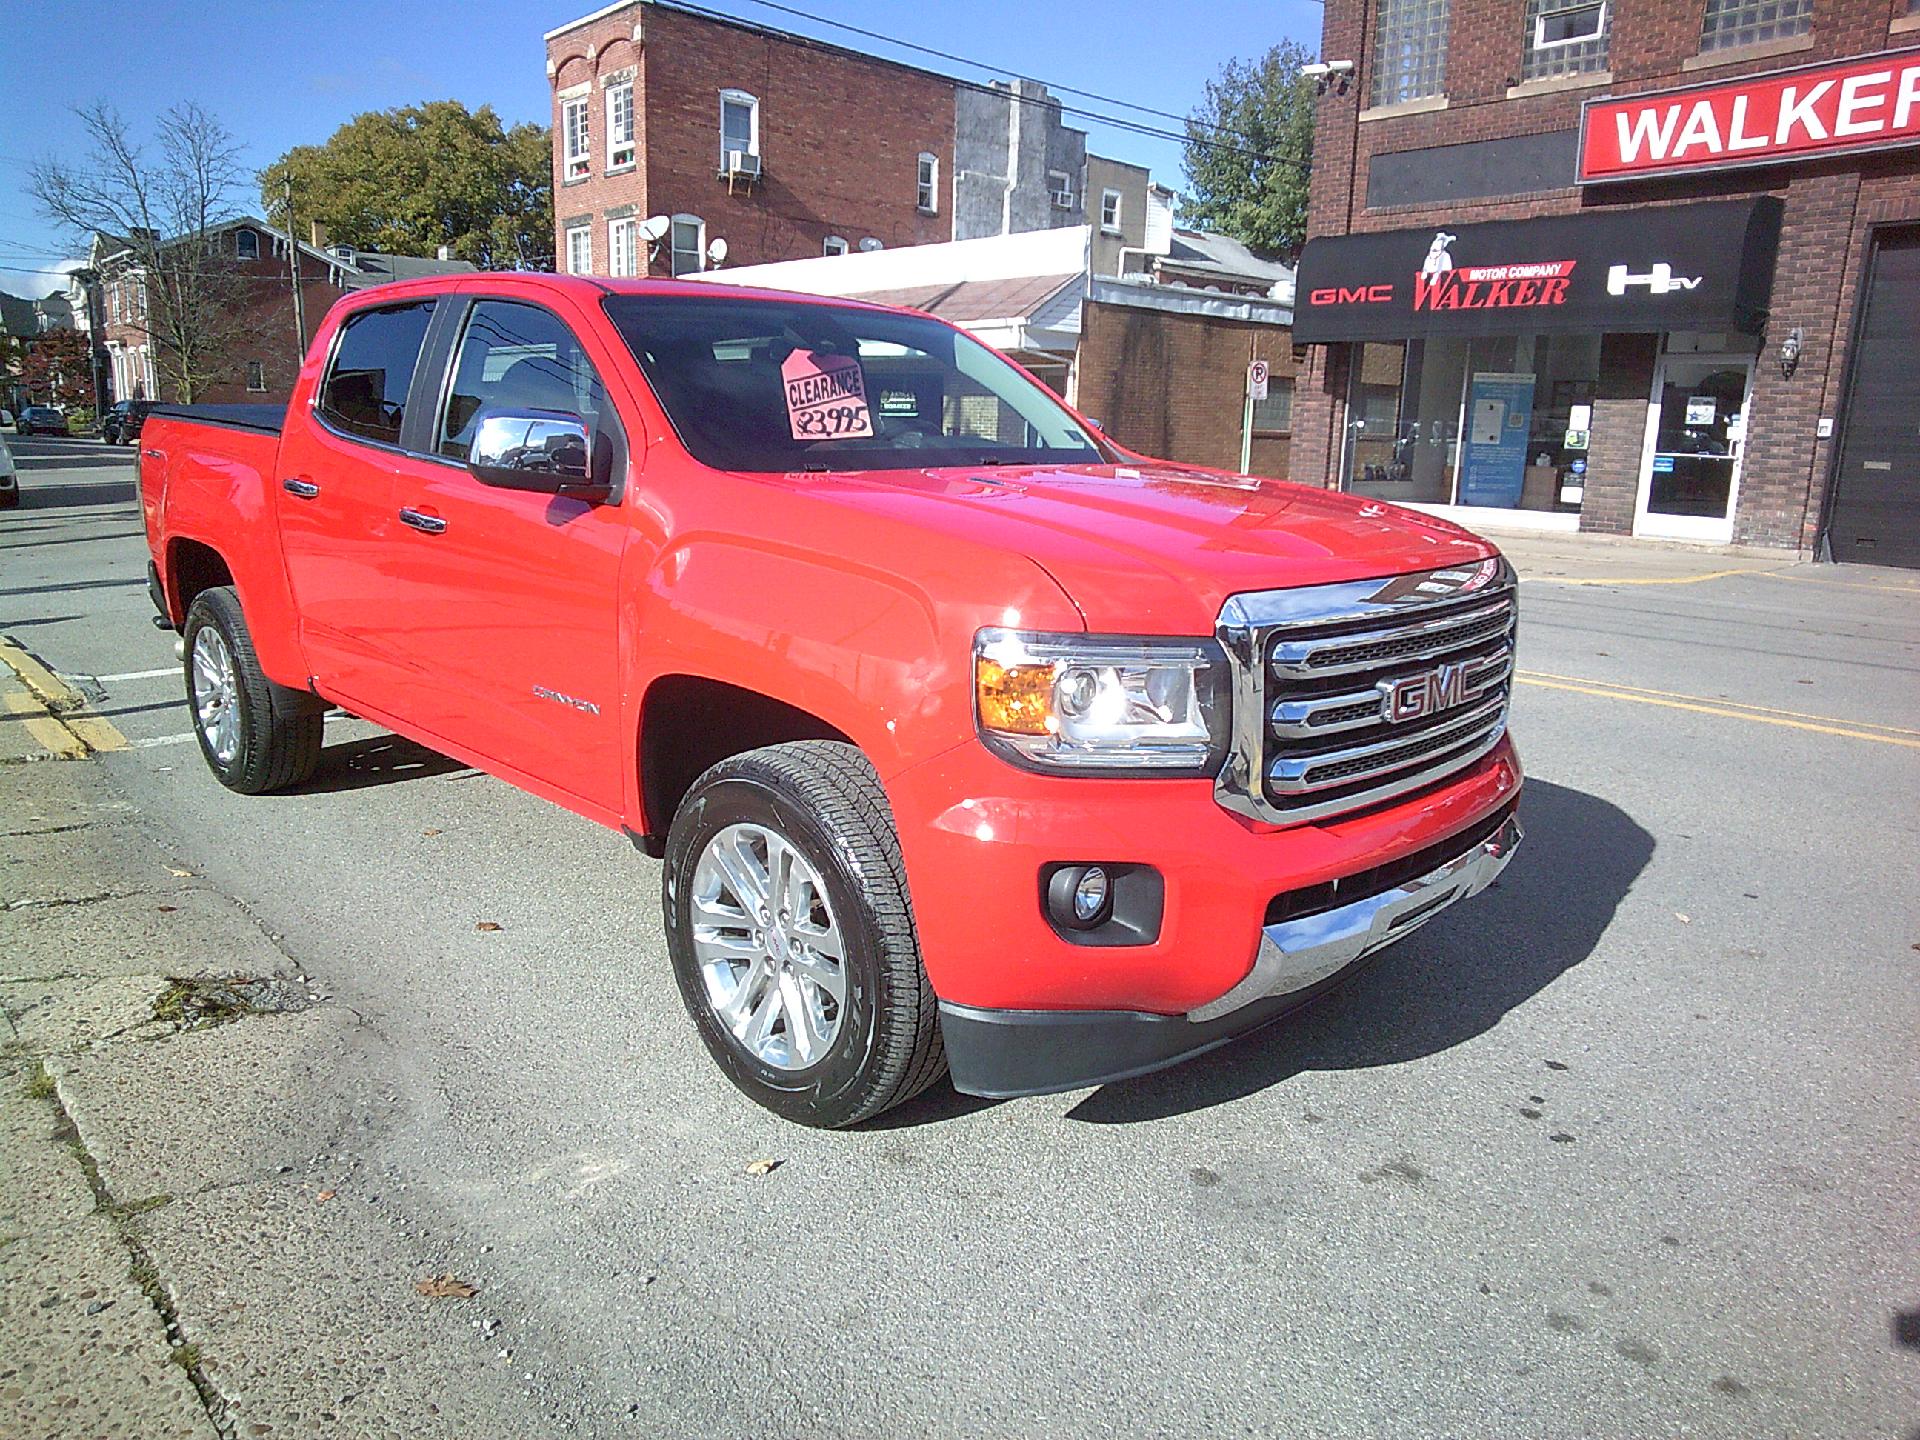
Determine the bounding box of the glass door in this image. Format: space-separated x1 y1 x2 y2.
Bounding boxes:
1635 353 1754 544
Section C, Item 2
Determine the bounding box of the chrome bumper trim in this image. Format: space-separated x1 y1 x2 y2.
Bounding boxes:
1186 813 1523 1024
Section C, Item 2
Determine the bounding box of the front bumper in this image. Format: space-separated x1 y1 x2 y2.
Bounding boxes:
939 808 1522 1097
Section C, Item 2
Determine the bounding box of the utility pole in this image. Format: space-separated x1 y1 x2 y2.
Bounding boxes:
282 176 307 359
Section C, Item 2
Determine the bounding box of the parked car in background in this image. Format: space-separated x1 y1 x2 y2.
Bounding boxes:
17 406 68 437
102 400 160 446
0 430 18 508
0 408 15 428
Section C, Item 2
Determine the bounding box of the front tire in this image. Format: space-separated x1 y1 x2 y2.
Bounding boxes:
183 587 324 793
662 741 945 1127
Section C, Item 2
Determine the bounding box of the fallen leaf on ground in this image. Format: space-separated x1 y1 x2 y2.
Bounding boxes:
475 921 503 933
744 1158 784 1176
415 1274 478 1300
315 1189 337 1203
423 828 442 837
157 905 178 913
166 866 195 878
1675 912 1691 924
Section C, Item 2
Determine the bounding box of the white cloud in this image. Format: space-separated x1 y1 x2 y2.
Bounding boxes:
0 261 83 301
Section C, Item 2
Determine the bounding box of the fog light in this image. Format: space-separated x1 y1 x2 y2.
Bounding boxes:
1072 866 1110 922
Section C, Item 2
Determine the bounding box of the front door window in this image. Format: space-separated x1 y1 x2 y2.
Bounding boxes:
1639 355 1751 539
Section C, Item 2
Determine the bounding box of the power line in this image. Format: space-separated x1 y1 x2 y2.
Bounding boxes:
665 0 1310 173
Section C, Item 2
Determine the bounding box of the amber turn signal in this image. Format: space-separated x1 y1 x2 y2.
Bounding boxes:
976 657 1054 736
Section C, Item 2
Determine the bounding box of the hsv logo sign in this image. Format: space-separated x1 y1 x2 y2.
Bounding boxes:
1580 47 1920 183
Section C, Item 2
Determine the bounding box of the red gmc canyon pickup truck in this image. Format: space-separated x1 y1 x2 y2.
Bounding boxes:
139 273 1521 1126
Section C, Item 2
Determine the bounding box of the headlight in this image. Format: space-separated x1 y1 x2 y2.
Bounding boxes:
973 629 1228 775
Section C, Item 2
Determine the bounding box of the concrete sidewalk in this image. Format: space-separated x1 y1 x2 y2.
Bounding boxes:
1 659 551 1440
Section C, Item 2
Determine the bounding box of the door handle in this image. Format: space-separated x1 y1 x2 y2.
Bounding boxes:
398 506 447 535
281 478 320 499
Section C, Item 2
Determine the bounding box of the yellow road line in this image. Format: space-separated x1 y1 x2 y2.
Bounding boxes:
2 688 88 760
0 637 129 754
1752 570 1920 595
1516 669 1920 737
1519 568 1760 587
1515 673 1920 749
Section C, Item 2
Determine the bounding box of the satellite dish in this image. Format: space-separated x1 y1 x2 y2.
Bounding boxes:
637 215 670 243
858 237 884 253
705 236 729 266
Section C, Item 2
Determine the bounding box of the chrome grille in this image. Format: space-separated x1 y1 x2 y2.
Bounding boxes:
1214 559 1517 826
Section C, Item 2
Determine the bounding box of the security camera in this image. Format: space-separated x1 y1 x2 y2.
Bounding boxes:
1325 59 1356 74
1299 62 1331 78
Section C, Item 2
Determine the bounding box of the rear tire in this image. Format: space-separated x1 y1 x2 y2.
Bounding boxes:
662 741 945 1127
183 586 324 794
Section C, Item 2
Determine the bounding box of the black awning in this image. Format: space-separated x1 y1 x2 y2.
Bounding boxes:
1292 196 1782 343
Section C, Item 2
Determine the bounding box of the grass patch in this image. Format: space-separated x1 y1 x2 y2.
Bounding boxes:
169 1343 201 1370
102 1193 173 1220
151 974 310 1030
25 1064 55 1101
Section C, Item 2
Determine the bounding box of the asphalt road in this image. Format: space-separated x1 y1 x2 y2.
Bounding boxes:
5 432 1917 1438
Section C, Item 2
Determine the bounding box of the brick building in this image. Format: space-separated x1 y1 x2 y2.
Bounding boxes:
543 0 1158 281
91 219 471 405
1292 0 1920 567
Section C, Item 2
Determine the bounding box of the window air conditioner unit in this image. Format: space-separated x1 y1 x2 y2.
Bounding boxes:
723 149 762 181
1051 188 1074 209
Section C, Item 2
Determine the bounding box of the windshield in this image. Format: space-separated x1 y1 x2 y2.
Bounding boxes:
604 294 1105 473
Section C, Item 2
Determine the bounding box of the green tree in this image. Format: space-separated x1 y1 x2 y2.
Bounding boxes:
261 102 553 271
1180 41 1317 258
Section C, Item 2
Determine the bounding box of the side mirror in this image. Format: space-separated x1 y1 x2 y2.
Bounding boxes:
467 410 610 501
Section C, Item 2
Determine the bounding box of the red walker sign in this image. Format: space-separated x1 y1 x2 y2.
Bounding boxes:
1579 47 1920 184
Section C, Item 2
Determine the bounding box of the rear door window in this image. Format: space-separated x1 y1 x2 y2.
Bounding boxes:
317 301 436 446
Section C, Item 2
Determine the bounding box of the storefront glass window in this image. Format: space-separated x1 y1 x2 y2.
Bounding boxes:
1343 332 1599 513
1522 0 1610 82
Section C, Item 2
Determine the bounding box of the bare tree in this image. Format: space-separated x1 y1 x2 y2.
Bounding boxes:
32 103 262 403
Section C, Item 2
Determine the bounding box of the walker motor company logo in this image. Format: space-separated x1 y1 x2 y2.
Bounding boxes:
1410 231 1577 313
1579 47 1920 183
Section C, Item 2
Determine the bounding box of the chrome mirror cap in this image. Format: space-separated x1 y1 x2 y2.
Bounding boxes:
467 410 602 496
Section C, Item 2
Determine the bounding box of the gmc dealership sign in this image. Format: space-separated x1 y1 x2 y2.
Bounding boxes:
1580 47 1920 183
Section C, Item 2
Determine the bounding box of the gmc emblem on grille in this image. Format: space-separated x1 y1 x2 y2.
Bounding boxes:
1380 661 1472 724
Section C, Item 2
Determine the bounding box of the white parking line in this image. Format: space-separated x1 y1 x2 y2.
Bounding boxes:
94 667 179 682
130 732 196 748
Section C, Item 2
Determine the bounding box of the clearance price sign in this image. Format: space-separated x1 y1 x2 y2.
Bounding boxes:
1579 47 1920 184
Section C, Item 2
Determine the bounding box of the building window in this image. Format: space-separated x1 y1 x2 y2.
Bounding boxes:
562 95 591 181
823 235 849 256
1253 379 1294 434
1048 170 1074 209
1699 0 1812 51
1371 0 1452 107
1522 0 1609 80
565 224 592 275
720 90 758 169
608 216 639 277
607 81 636 170
246 360 266 392
917 153 939 213
234 228 259 261
670 214 705 276
1100 189 1122 234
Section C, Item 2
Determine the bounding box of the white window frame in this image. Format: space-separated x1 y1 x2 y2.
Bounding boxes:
719 89 759 169
1100 188 1123 234
917 152 939 214
1049 169 1074 208
1533 0 1605 49
823 235 849 257
234 228 259 261
606 80 636 170
565 224 592 276
608 216 639 277
562 94 591 181
245 359 267 393
670 214 706 276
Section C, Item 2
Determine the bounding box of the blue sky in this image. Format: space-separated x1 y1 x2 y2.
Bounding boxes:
0 0 1320 298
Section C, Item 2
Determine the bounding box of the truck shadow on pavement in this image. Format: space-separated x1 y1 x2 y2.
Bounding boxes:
1064 778 1651 1124
292 733 474 792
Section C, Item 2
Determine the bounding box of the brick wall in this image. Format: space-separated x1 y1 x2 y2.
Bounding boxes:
548 2 955 275
1297 0 1920 550
1075 300 1296 477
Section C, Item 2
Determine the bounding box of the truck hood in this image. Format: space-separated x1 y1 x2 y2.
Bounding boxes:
788 461 1499 634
